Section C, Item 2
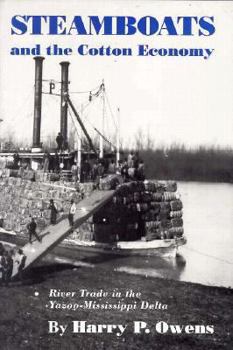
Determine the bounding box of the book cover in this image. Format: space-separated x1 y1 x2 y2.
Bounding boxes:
0 1 232 349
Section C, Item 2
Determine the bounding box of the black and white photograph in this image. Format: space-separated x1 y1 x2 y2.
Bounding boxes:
0 1 232 349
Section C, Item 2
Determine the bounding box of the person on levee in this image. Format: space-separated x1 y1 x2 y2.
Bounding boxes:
68 199 76 228
15 249 26 281
27 217 42 243
0 244 4 284
1 250 13 286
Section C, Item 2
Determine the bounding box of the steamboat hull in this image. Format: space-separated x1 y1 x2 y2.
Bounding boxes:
0 230 186 259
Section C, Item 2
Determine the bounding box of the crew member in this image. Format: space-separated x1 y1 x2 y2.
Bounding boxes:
127 151 134 168
137 160 145 181
121 159 129 181
1 250 13 286
68 199 76 228
43 151 50 172
71 163 79 182
108 159 116 174
27 217 42 243
56 132 64 151
54 151 60 173
48 199 58 225
81 159 91 182
0 244 4 284
15 249 26 281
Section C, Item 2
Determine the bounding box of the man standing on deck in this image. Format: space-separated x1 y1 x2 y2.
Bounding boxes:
56 132 64 152
68 199 76 228
27 217 42 244
82 159 91 182
108 159 116 174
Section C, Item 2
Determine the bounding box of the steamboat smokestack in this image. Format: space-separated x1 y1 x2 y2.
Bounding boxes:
32 56 44 149
60 61 70 145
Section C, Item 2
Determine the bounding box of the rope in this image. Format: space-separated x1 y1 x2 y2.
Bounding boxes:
15 86 34 120
67 99 116 150
68 108 81 140
182 245 233 265
39 81 117 150
42 79 61 83
105 90 118 131
42 92 61 97
69 83 102 95
93 127 116 150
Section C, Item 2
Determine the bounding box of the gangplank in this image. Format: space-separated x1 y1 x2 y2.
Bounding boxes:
11 190 115 277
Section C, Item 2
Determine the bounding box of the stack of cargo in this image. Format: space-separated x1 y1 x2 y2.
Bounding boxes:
0 168 95 241
93 180 184 243
0 177 85 235
0 167 184 245
98 174 123 191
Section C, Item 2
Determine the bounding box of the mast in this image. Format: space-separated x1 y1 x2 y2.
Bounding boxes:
116 107 120 165
99 80 105 159
77 104 83 181
0 119 3 151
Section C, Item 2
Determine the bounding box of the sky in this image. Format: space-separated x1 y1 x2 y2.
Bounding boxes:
0 0 232 149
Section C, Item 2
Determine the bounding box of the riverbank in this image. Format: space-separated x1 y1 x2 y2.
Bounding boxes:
139 146 233 183
0 263 232 350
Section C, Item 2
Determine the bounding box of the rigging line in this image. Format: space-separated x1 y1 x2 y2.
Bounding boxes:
83 101 116 149
105 90 118 130
67 93 115 148
71 87 103 118
72 82 103 114
76 100 93 118
104 103 112 144
15 86 34 119
67 93 92 113
42 93 59 123
69 83 103 95
81 107 116 149
42 92 61 97
66 96 97 155
68 102 94 141
68 85 103 116
42 79 61 83
93 127 116 150
182 245 233 265
70 99 115 149
68 97 97 123
68 107 81 140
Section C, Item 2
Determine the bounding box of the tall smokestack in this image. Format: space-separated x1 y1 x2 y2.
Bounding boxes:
60 61 70 144
33 56 44 148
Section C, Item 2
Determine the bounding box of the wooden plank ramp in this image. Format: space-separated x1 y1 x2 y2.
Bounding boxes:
12 190 115 277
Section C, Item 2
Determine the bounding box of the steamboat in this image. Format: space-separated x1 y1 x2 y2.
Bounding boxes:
0 57 186 275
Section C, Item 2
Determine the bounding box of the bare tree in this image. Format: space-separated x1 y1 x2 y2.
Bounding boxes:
146 128 155 150
134 129 145 151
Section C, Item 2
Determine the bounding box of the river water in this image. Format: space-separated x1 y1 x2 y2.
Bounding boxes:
177 181 233 288
97 182 233 288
